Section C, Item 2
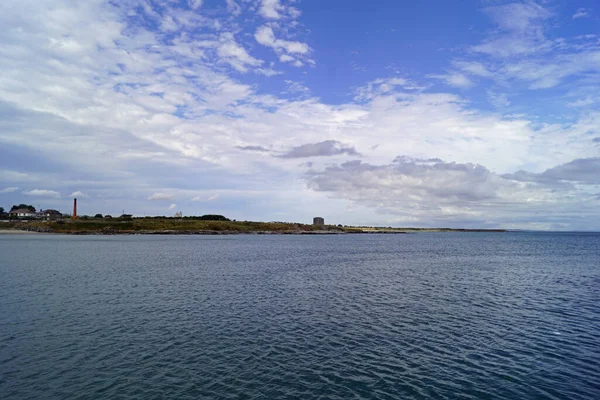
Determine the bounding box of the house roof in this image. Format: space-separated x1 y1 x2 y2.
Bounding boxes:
9 208 35 214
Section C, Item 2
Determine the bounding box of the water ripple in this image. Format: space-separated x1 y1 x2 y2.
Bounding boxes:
1 232 599 399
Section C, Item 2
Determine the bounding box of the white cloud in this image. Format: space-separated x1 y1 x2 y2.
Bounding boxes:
452 61 493 77
283 80 310 96
70 191 88 198
169 203 177 210
255 25 310 55
491 50 600 89
445 73 473 88
306 157 600 228
1 170 32 182
217 33 263 72
256 67 281 76
354 77 413 100
446 2 600 91
188 0 203 10
308 158 508 206
472 1 552 58
487 90 510 108
23 189 61 198
572 8 589 19
485 1 551 32
279 54 295 63
226 0 241 16
191 193 220 201
0 187 19 193
259 0 284 19
148 192 176 201
568 97 597 108
0 0 598 229
160 16 179 32
428 73 473 88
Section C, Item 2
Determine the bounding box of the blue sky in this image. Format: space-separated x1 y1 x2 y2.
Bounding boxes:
1 0 599 230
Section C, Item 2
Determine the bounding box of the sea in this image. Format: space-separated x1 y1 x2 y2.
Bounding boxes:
1 232 599 399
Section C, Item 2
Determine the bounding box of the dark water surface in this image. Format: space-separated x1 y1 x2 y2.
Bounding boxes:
1 232 599 399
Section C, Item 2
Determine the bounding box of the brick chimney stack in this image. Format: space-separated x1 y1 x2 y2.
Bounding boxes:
73 198 77 220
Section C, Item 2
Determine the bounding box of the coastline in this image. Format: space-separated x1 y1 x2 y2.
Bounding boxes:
0 228 506 235
0 229 51 235
0 219 506 235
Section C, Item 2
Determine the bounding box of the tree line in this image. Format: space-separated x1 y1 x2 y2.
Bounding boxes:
1 206 230 222
0 204 36 216
137 215 230 221
80 214 230 221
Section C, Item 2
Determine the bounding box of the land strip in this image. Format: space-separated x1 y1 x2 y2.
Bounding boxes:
0 220 506 235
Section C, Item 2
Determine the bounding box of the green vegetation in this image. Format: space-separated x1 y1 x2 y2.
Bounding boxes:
10 204 36 212
1 218 345 234
0 218 506 234
138 214 230 221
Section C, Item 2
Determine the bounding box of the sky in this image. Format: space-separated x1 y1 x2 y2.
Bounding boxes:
0 0 599 230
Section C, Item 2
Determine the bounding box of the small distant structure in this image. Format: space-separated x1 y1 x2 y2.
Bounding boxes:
8 208 36 218
38 209 62 221
174 211 183 218
313 217 325 227
72 198 77 220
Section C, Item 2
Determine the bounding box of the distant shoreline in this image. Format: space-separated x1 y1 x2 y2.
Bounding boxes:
0 227 507 236
0 218 508 235
0 229 51 235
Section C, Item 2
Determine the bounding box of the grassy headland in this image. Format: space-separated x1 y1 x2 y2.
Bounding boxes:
0 218 506 235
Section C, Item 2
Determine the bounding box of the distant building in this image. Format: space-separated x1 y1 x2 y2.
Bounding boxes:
38 209 62 221
8 208 36 218
313 217 324 227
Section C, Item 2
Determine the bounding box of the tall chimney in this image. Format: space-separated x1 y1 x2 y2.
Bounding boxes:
73 198 77 220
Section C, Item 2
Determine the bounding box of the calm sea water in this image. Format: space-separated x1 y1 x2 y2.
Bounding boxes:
1 232 599 399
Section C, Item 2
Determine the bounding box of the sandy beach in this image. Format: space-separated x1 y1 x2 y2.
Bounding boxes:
0 229 49 235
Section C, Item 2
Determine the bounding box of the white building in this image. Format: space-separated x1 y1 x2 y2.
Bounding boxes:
8 208 36 218
37 209 63 220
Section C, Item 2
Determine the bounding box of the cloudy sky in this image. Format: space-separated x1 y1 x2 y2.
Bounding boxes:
1 0 599 230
